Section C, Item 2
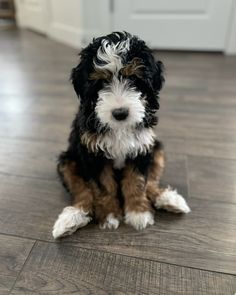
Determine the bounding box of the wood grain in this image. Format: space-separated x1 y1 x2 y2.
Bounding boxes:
1 160 236 275
188 155 236 203
160 152 188 197
0 235 34 294
0 276 15 295
0 174 68 240
0 109 74 143
11 242 236 295
61 198 236 275
0 137 64 180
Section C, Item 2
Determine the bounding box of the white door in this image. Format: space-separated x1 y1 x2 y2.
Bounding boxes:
113 0 233 51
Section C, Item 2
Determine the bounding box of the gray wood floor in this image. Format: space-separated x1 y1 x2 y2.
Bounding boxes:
0 29 236 295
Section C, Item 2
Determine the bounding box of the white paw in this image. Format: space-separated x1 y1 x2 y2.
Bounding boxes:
125 211 154 230
52 206 92 239
155 188 191 213
99 213 120 230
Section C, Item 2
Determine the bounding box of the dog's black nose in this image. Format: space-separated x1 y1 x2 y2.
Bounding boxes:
112 107 129 121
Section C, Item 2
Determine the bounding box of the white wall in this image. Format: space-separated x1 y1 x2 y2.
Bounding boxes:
14 0 111 48
47 0 82 48
14 0 49 34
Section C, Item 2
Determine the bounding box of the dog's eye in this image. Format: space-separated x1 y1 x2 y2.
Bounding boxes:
128 74 137 80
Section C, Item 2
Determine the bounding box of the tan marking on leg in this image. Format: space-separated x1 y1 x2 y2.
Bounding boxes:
122 166 151 213
146 181 161 202
59 161 94 214
93 163 121 226
53 160 94 238
149 149 165 183
146 145 165 204
146 144 190 213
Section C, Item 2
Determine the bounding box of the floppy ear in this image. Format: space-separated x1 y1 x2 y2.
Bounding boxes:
152 60 165 93
71 37 105 99
71 60 88 99
140 50 165 95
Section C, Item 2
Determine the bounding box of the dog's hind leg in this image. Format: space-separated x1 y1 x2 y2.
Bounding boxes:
52 157 93 239
146 144 190 214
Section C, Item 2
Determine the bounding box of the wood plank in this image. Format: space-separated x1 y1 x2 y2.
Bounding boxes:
0 174 68 240
0 164 236 275
0 235 34 276
161 134 236 160
62 198 236 275
0 235 34 294
157 95 236 160
0 111 72 143
188 155 236 203
0 95 78 143
0 81 72 97
11 242 236 295
160 153 188 197
156 52 236 161
0 275 15 295
0 137 65 180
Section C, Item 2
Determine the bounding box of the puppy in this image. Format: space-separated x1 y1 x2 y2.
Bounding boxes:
52 32 190 239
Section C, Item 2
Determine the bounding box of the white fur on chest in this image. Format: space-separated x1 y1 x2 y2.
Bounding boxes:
97 128 156 168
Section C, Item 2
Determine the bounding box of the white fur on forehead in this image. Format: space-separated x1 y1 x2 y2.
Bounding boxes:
100 76 138 99
94 38 130 73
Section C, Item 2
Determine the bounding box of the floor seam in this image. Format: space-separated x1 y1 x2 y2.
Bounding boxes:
8 240 37 295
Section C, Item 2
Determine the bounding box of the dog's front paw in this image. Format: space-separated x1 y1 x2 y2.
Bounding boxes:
52 206 92 239
155 188 191 213
99 213 120 230
125 211 154 230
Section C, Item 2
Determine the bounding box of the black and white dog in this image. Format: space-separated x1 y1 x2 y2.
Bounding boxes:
52 32 190 239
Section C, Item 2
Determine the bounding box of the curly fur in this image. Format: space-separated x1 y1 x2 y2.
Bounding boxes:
52 31 190 239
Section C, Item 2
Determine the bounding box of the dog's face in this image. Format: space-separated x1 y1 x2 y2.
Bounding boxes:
71 32 164 134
